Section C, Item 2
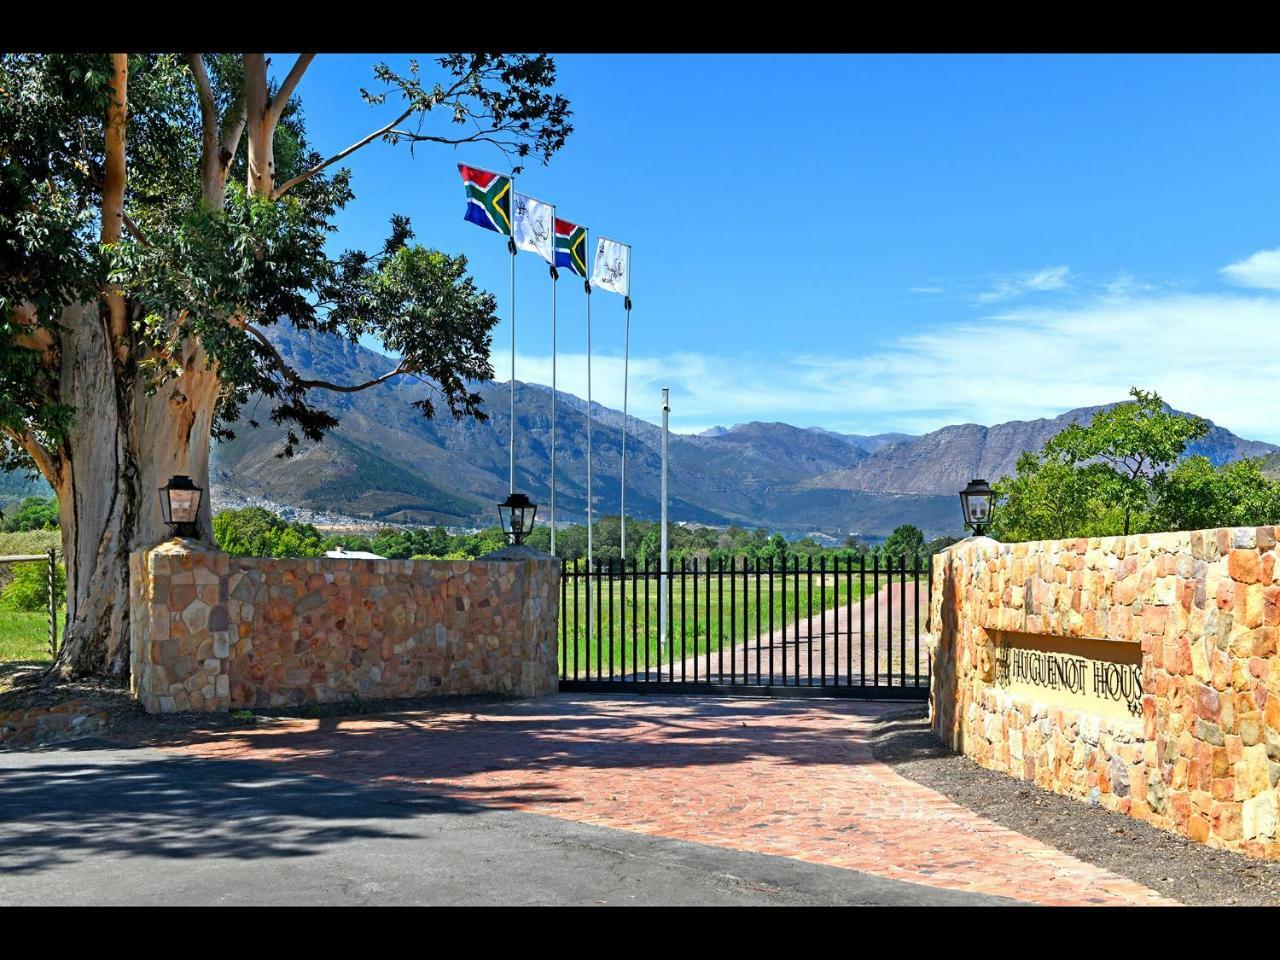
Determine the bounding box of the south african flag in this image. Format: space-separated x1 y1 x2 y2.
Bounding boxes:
458 163 512 236
555 218 588 277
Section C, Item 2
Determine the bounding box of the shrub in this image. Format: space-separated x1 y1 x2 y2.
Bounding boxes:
0 559 65 612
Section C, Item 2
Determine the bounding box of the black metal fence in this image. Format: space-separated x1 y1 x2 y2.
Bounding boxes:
558 554 932 699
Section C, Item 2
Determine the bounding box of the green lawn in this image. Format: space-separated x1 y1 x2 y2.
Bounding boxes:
559 572 883 678
0 608 61 664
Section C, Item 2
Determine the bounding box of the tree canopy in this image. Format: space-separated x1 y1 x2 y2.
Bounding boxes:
988 387 1280 541
0 53 573 676
1 53 574 468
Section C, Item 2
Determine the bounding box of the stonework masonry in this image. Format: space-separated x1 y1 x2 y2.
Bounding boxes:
129 541 560 714
930 528 1280 858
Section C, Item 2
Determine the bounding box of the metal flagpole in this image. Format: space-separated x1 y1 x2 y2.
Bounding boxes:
659 387 669 651
507 237 517 493
584 280 594 650
621 247 632 561
585 282 594 567
621 300 630 560
550 265 558 555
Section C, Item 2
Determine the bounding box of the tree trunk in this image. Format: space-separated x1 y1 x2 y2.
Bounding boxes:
243 54 275 198
52 302 219 680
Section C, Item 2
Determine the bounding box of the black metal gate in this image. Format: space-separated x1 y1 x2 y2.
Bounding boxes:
558 555 931 699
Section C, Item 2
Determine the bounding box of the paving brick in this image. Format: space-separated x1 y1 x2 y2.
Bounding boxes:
168 693 1171 905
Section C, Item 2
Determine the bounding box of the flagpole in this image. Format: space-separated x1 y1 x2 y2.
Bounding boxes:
620 299 630 560
550 265 558 556
585 281 594 568
622 246 633 561
508 237 516 494
659 387 669 653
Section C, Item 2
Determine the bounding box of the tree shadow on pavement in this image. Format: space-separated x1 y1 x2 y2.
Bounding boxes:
99 695 909 810
0 745 479 876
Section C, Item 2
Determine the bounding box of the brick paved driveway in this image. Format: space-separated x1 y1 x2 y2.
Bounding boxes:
166 694 1172 905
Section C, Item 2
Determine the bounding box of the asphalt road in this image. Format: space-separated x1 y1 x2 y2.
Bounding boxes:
0 739 1012 906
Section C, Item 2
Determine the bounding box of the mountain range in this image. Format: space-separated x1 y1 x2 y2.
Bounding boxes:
206 327 1276 538
5 325 1276 539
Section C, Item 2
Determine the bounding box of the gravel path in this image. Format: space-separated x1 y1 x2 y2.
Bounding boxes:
869 706 1280 906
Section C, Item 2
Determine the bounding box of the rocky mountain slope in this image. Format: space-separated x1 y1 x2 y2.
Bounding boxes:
6 324 1274 540
206 327 1275 538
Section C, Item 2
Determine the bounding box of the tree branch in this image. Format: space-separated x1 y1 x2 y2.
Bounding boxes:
272 106 412 200
186 54 218 156
186 54 223 208
1 425 60 488
102 54 129 364
242 323 414 393
219 92 247 170
267 53 314 127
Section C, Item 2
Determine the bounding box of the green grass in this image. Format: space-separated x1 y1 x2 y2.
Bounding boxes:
559 572 876 678
0 608 62 664
0 547 63 667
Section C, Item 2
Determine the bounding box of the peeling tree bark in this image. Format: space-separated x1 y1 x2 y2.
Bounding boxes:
52 303 220 679
51 53 223 680
47 51 320 680
244 54 275 199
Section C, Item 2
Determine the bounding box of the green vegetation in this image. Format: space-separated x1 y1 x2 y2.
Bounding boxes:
526 518 954 568
0 496 58 532
989 387 1280 541
0 558 64 612
212 507 951 566
0 611 61 663
211 507 509 560
212 508 329 558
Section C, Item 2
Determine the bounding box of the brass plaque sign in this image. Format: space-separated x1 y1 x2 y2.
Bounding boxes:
992 632 1142 720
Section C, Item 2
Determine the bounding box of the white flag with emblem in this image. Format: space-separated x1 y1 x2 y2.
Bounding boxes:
590 237 630 297
513 192 555 263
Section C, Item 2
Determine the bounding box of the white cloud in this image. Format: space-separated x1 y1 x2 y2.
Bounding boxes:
1221 248 1280 290
497 290 1280 444
976 265 1071 304
1102 273 1159 297
909 286 944 295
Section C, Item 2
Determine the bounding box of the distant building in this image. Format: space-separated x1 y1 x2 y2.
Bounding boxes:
324 547 386 560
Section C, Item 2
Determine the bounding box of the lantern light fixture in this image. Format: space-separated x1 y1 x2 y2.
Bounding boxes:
497 491 538 546
160 474 203 539
959 478 995 537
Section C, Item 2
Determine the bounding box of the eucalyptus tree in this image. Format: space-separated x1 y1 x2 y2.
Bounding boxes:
0 53 571 677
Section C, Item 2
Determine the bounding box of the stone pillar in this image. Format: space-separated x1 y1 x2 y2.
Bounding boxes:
478 544 561 698
130 540 232 714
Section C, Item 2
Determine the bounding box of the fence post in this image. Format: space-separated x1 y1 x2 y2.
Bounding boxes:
47 548 58 658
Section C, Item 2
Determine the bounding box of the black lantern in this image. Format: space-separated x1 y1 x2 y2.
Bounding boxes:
498 492 538 545
160 474 203 538
959 478 995 536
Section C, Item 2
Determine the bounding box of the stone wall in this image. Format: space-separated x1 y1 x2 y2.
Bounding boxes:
930 528 1280 858
130 541 560 714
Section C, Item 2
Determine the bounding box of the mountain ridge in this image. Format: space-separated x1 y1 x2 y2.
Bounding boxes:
5 325 1275 540
204 326 1276 538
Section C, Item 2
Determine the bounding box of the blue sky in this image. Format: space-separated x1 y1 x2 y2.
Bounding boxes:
282 54 1280 441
